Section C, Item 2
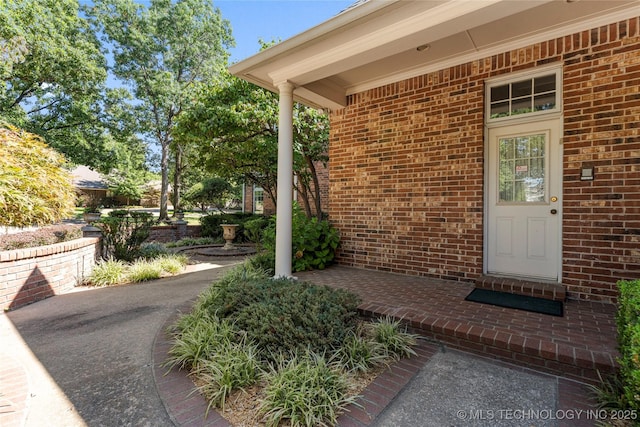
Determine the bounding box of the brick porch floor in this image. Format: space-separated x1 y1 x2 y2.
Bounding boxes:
296 266 619 384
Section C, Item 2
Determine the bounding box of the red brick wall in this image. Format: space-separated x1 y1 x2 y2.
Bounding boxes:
147 224 201 243
329 17 640 302
0 238 101 311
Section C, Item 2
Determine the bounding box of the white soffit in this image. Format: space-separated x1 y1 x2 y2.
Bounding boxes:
229 0 640 110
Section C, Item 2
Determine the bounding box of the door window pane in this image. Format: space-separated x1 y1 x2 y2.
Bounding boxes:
499 134 546 203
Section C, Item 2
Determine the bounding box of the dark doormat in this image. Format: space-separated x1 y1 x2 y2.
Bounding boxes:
465 288 564 317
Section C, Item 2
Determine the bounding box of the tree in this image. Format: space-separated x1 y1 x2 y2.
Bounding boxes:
88 0 233 220
0 0 114 169
183 177 232 213
176 71 329 219
0 125 75 227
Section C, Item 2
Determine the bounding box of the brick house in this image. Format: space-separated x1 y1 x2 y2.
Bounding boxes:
242 160 329 217
230 0 640 302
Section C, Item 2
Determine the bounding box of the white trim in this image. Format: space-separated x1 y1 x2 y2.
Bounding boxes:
346 6 640 96
484 64 563 126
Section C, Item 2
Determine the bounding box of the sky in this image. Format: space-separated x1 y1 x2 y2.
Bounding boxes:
216 0 354 64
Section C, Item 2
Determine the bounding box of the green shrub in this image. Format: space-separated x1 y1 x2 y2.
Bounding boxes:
335 330 386 373
243 216 270 247
616 279 640 411
200 278 361 360
0 125 76 227
369 316 418 360
259 352 357 427
127 259 163 282
88 259 128 286
194 337 261 412
200 212 259 242
165 315 237 371
155 254 188 275
263 204 340 272
97 210 155 261
165 237 219 248
165 263 419 422
246 252 275 276
139 242 170 259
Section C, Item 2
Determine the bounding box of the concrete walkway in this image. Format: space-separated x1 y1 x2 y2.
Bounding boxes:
1 263 602 427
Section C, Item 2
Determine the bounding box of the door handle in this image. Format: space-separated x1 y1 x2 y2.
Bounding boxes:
550 209 557 215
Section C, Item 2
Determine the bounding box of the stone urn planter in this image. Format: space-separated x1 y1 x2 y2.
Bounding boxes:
221 224 239 250
83 211 102 224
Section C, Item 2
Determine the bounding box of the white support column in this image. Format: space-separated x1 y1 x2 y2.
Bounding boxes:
274 81 295 278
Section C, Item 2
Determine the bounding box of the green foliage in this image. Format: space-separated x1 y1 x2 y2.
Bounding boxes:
88 259 128 286
368 317 418 360
335 330 386 374
89 0 234 220
126 259 163 282
105 167 147 205
138 242 170 259
175 69 330 217
615 279 640 411
86 253 186 286
243 216 270 247
97 210 155 261
164 237 219 248
183 177 232 213
0 0 111 169
0 224 82 251
200 212 261 242
246 252 276 277
166 261 418 424
194 337 261 413
0 126 76 227
166 314 236 371
259 352 357 427
154 255 188 275
200 277 360 360
263 204 340 272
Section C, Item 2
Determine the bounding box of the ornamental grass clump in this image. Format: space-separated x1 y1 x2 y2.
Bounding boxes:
88 259 128 286
126 259 163 282
369 316 419 360
259 352 357 427
194 337 261 413
165 260 419 426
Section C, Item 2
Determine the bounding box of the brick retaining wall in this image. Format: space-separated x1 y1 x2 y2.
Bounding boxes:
147 224 201 243
0 238 101 311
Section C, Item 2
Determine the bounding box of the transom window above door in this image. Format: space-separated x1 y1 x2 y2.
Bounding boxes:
487 68 561 122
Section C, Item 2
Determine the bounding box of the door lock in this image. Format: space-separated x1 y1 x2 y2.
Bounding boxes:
550 196 558 202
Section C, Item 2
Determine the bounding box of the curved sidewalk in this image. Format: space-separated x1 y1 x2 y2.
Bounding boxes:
2 263 603 426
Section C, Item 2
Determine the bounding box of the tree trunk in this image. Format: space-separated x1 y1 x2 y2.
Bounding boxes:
159 141 170 221
172 144 183 215
305 155 323 220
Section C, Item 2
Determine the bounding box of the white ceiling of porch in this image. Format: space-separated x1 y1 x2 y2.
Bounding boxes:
229 0 640 111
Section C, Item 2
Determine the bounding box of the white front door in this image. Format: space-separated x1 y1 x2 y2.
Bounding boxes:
487 119 561 281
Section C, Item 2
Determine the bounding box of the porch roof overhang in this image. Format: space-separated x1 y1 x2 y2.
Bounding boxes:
230 0 640 111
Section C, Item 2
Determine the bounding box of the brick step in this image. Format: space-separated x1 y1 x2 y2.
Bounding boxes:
357 304 617 385
475 275 566 302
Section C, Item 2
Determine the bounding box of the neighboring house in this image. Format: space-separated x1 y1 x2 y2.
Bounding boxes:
71 165 108 207
241 162 329 217
231 0 640 302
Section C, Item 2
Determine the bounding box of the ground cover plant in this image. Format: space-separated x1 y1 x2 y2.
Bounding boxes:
86 254 188 286
0 224 82 251
165 261 418 426
590 279 640 427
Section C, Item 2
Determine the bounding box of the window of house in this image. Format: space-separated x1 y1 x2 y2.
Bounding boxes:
487 70 560 121
253 186 264 214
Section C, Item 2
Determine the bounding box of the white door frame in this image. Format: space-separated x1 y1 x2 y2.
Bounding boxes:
484 119 563 281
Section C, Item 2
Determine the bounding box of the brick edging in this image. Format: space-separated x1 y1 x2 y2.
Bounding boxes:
0 237 100 262
151 302 440 427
